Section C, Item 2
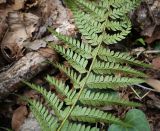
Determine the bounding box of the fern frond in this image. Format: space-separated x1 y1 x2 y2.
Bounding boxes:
46 75 77 105
73 11 103 45
76 0 106 20
74 11 103 33
87 73 145 89
103 19 131 31
98 0 127 9
108 0 141 19
93 60 147 77
25 0 150 130
55 64 84 88
80 89 141 107
52 45 88 73
103 26 131 45
46 75 69 97
61 121 99 131
98 47 151 68
70 106 131 127
24 82 63 119
29 100 58 131
48 28 92 59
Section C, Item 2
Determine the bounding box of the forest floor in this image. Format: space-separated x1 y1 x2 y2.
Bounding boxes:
0 0 160 131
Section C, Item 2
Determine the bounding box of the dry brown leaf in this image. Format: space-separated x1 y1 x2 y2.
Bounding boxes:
12 106 28 131
12 0 25 10
0 0 6 4
152 57 160 70
1 12 39 62
145 28 160 44
146 79 160 92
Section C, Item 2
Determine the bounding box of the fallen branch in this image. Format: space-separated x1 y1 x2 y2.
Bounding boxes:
0 0 75 99
0 50 55 99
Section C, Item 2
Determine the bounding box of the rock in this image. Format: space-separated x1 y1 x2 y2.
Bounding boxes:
19 113 41 131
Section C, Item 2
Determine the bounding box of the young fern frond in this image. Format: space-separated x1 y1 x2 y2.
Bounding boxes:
25 0 150 131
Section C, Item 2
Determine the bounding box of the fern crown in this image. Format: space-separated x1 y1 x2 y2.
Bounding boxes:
25 0 150 131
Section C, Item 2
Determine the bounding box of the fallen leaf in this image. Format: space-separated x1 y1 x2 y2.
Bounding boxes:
1 12 39 62
152 57 160 70
24 40 47 50
0 0 6 4
12 0 25 10
145 28 160 44
146 79 160 92
12 106 28 131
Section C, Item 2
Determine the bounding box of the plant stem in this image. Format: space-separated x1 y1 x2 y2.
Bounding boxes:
57 40 102 131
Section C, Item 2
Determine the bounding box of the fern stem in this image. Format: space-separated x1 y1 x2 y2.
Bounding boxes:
57 39 103 131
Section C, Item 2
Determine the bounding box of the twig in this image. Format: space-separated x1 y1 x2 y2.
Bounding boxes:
143 50 160 54
135 84 158 92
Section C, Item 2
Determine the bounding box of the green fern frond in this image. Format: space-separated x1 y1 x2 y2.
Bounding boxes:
93 60 147 77
73 12 102 45
55 64 84 88
103 27 131 45
48 28 92 59
98 0 141 19
98 0 130 9
98 47 151 68
52 45 88 73
87 73 145 89
70 106 131 127
68 1 132 45
76 0 106 20
24 0 150 130
29 100 58 131
61 121 99 131
46 75 77 105
74 11 103 33
80 89 141 107
24 82 63 119
103 19 130 31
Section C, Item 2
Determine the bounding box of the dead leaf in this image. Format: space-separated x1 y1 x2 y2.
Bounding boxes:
1 12 39 62
145 27 160 44
12 0 25 10
146 79 160 92
24 40 47 50
152 57 160 69
38 47 57 61
0 0 6 4
12 106 28 131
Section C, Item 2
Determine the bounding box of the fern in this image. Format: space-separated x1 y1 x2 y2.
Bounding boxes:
24 0 150 130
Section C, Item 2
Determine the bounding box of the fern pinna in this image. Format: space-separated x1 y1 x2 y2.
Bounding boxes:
24 0 150 130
